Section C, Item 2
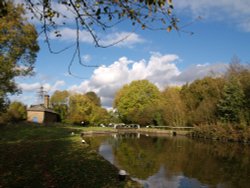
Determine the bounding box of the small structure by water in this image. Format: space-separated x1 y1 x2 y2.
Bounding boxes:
27 95 59 124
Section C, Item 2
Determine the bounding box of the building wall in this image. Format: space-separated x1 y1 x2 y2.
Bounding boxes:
44 111 58 123
27 111 44 123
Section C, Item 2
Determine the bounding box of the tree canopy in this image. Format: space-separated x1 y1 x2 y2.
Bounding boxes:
0 1 39 112
114 80 162 125
23 0 178 42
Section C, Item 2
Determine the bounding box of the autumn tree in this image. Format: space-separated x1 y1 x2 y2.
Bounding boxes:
0 101 27 124
180 77 225 125
67 92 109 125
50 90 70 122
114 80 162 126
162 87 187 127
0 1 39 112
67 94 92 124
7 101 27 122
85 91 101 106
224 57 250 125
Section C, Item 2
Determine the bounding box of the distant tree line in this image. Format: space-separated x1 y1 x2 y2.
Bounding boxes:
114 57 250 128
49 91 110 125
47 56 250 129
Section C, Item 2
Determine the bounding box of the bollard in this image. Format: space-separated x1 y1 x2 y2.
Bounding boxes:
118 170 127 181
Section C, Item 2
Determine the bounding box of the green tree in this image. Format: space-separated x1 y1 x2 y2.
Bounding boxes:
217 77 245 124
0 1 39 112
225 57 250 125
50 90 70 122
114 80 161 126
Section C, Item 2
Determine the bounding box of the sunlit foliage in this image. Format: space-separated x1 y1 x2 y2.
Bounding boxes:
114 80 162 126
0 1 39 112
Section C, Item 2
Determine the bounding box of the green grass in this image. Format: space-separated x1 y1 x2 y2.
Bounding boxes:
0 123 140 188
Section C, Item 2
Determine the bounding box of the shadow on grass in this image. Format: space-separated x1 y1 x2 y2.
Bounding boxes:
0 123 140 187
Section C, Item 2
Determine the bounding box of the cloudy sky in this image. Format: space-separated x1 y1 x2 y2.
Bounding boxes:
12 0 250 108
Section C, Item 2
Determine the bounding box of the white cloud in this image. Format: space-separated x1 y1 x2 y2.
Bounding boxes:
68 53 175 107
174 63 228 85
49 28 93 43
175 0 250 32
68 53 228 108
49 28 144 47
18 83 41 92
99 32 145 47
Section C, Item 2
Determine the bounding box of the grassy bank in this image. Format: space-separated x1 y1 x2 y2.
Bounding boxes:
0 123 140 188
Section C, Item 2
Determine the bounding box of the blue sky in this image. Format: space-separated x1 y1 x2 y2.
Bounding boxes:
12 0 250 108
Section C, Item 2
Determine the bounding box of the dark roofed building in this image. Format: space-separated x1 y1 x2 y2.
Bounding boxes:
27 95 59 123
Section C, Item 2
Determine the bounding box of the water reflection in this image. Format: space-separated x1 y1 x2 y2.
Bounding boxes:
85 133 250 188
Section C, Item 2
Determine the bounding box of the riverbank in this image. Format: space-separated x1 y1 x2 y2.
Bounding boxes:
81 127 191 136
190 124 250 143
0 123 141 188
80 125 250 144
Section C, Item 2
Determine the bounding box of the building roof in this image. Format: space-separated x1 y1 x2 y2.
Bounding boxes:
27 104 57 114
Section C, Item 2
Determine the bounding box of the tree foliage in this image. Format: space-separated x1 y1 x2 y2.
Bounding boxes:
7 101 27 122
23 0 178 43
162 87 186 126
0 101 27 124
50 90 70 122
0 1 39 112
68 94 93 124
50 90 109 125
180 77 225 125
114 80 161 126
67 93 109 125
85 91 101 107
217 77 245 123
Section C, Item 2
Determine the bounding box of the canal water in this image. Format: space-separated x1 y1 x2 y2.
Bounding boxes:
84 133 250 188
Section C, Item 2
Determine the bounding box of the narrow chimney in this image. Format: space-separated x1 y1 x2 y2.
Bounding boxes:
44 95 49 108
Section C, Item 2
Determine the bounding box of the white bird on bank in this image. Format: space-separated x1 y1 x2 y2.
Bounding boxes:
81 139 86 144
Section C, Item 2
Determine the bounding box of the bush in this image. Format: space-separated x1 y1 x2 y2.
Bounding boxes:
191 123 250 143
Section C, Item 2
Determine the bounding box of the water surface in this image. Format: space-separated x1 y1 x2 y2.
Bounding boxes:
84 133 250 188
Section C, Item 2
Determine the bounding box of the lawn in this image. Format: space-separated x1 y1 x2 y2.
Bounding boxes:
0 123 140 188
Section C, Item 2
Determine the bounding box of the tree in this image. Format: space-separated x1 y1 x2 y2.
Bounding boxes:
180 77 225 125
217 77 245 124
85 91 101 106
8 101 27 121
220 56 250 125
67 93 109 125
0 101 27 124
0 1 39 112
67 94 92 124
114 80 161 126
162 87 187 127
50 90 70 122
